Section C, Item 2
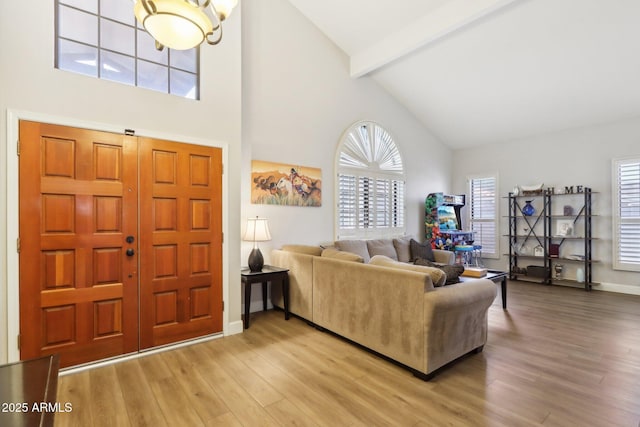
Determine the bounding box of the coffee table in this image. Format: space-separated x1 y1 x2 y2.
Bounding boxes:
459 270 507 309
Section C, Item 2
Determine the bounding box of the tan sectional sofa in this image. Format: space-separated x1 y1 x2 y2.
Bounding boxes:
270 238 497 380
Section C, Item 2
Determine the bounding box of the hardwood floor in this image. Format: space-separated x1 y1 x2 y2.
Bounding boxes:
55 281 640 426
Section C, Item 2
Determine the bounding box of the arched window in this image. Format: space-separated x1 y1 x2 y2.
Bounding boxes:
336 121 405 239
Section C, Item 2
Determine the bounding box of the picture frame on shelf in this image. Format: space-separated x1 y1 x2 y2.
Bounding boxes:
555 219 573 237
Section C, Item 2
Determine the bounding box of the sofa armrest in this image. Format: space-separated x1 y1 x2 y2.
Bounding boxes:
433 249 455 265
271 249 315 320
422 279 497 373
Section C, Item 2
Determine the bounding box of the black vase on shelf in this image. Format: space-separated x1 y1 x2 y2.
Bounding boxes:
522 200 535 216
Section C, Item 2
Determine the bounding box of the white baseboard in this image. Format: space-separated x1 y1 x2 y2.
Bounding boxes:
226 320 244 336
593 281 640 295
552 281 640 295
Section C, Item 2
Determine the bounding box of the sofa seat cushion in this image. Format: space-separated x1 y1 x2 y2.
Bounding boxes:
410 239 435 262
415 258 464 285
281 244 323 256
366 239 398 261
369 255 446 287
321 248 364 263
335 240 370 263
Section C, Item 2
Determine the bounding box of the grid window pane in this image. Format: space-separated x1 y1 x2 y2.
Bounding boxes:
101 51 135 85
100 18 135 56
170 69 197 99
101 1 135 25
137 29 169 65
59 5 98 45
57 38 98 77
170 48 198 73
137 59 169 93
60 0 97 14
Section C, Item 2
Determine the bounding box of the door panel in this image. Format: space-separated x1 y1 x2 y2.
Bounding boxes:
19 121 139 368
139 137 223 349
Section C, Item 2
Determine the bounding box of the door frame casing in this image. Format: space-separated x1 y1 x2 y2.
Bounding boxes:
5 109 234 364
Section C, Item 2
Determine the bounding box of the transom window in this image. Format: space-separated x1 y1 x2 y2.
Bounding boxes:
55 0 199 99
336 121 405 240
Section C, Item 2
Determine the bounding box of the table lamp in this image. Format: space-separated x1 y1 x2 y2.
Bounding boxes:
242 216 271 272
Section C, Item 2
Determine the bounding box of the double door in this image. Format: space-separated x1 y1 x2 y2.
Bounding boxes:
19 121 223 367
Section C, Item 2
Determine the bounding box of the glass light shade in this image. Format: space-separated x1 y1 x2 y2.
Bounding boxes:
212 0 238 20
134 0 213 50
242 217 271 243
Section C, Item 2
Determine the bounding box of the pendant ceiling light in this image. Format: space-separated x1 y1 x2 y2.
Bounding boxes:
134 0 238 51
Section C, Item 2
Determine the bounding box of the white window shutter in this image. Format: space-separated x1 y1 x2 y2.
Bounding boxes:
614 159 640 270
469 176 498 256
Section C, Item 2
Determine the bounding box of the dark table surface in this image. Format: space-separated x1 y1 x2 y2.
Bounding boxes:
0 354 60 427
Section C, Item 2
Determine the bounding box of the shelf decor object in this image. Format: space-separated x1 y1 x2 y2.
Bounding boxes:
555 219 573 237
522 200 536 216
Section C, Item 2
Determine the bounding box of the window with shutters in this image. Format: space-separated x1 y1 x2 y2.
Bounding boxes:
336 121 405 240
55 0 199 99
468 174 498 258
613 158 640 271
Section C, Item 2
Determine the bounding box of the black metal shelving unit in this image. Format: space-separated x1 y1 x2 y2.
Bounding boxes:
546 188 597 290
507 192 550 284
505 188 597 291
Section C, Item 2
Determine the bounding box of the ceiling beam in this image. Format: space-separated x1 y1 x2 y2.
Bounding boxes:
350 0 522 78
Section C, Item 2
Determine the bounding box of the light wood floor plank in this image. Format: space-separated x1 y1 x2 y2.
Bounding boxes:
114 360 168 427
87 365 132 427
54 281 640 426
54 370 93 427
158 348 231 423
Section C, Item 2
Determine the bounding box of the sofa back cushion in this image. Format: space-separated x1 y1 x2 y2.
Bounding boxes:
321 248 364 263
281 245 323 256
409 239 435 262
366 239 398 261
369 255 446 287
392 237 412 263
334 240 370 263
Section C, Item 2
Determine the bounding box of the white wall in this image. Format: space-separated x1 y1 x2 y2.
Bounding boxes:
453 116 640 294
241 0 451 270
0 2 243 363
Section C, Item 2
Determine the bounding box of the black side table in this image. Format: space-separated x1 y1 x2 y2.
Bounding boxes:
241 265 290 329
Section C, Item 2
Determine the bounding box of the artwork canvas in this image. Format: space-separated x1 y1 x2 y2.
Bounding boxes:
251 160 322 207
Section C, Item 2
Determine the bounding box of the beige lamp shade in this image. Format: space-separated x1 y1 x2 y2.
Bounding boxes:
243 217 271 243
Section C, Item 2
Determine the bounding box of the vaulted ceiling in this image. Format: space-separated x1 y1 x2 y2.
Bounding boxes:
287 0 640 149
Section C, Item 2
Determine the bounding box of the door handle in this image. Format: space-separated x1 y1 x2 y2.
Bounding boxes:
126 248 135 257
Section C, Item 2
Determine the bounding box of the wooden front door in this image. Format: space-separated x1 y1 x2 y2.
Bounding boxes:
18 122 223 367
139 137 223 349
19 121 139 367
